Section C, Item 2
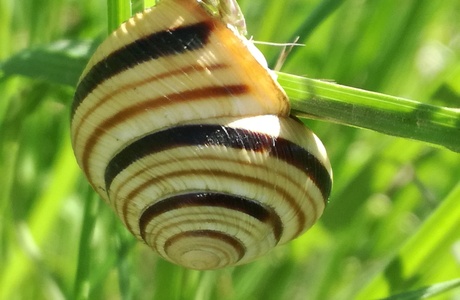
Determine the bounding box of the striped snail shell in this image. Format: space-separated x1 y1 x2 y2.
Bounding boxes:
70 0 332 270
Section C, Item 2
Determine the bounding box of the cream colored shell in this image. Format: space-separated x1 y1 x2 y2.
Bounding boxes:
70 0 332 270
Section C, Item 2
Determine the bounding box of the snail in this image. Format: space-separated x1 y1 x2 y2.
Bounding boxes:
70 0 333 270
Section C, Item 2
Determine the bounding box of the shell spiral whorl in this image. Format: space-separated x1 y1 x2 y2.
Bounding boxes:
70 0 332 270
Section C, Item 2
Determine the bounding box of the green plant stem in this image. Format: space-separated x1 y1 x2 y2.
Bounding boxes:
277 72 460 152
107 0 132 34
73 187 100 300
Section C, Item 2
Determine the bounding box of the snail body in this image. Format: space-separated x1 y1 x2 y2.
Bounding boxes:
71 0 332 270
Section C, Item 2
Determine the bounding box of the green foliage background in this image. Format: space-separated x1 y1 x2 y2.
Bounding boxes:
0 0 459 299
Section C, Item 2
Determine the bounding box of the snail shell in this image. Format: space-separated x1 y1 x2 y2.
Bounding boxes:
70 0 332 270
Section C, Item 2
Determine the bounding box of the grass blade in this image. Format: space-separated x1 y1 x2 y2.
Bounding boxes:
356 182 460 299
381 278 460 300
73 188 100 300
107 0 132 34
0 40 96 87
277 72 460 152
0 142 80 299
272 0 346 66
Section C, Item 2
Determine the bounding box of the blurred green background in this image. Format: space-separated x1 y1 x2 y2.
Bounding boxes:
0 0 459 299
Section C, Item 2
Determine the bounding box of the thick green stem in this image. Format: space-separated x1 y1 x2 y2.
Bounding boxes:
277 72 460 152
